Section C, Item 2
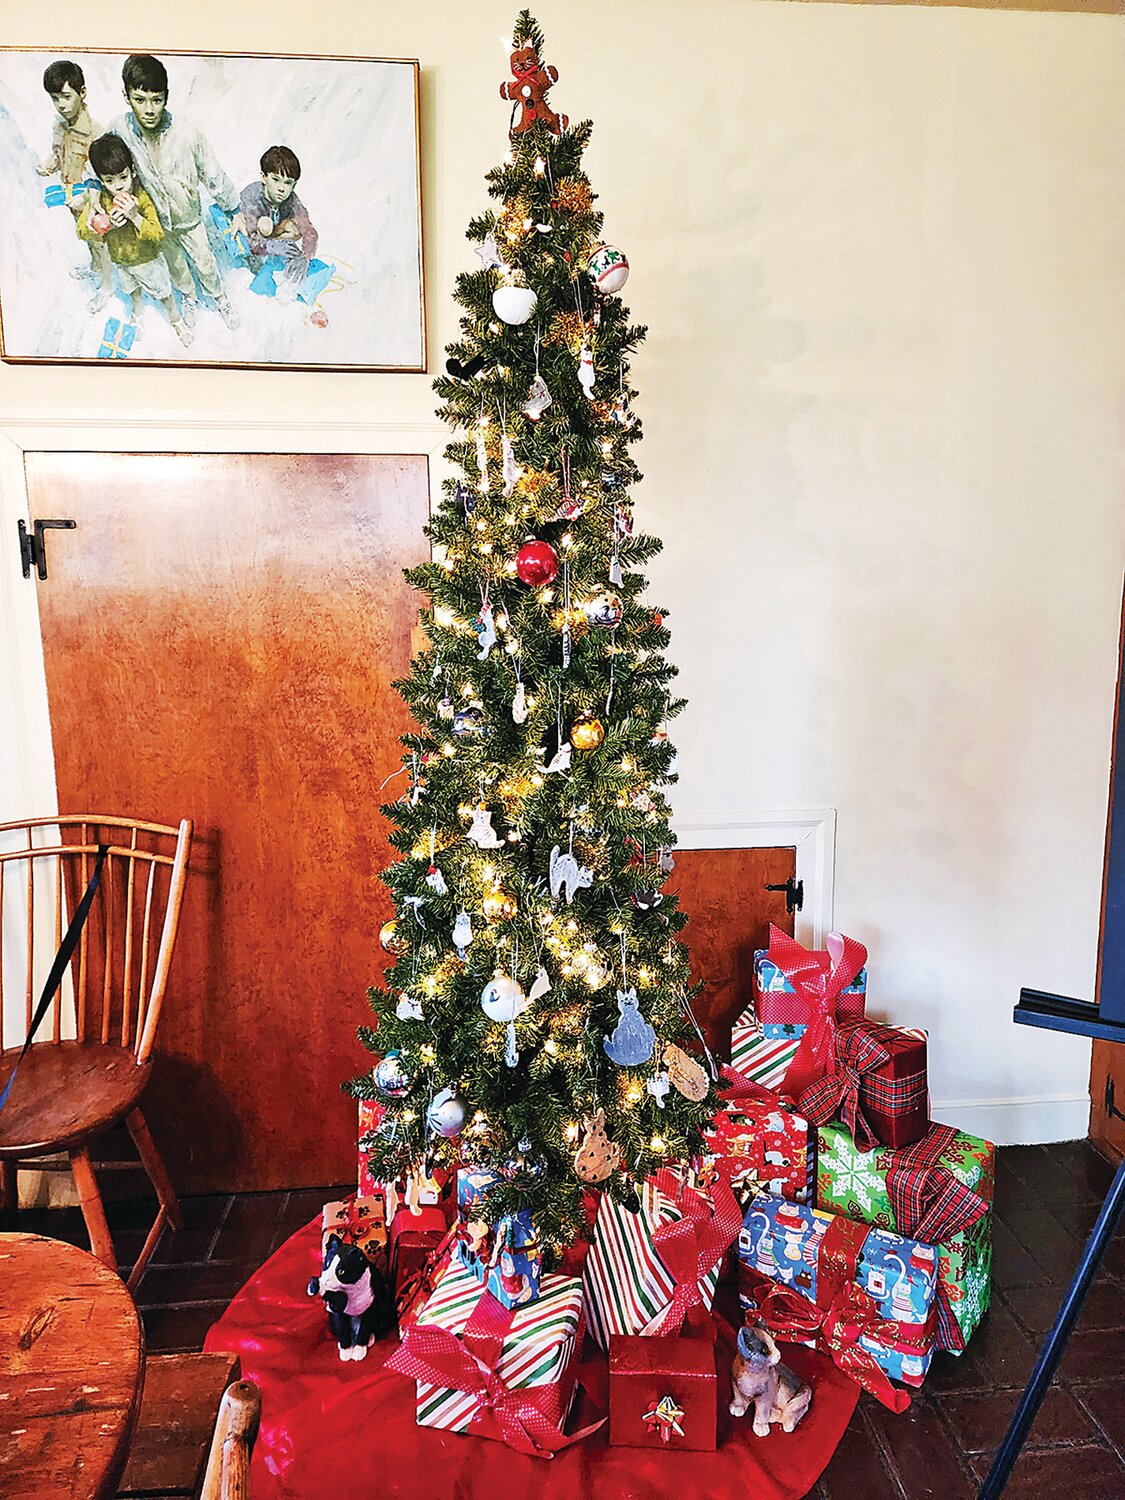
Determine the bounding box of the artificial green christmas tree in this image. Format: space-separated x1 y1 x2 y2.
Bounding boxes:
351 10 714 1261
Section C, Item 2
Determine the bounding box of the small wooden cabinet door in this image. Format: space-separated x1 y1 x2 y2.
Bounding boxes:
25 452 429 1193
665 846 797 1056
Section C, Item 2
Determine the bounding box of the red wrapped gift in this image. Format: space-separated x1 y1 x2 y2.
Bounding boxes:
702 1097 815 1204
751 926 868 1097
357 1099 385 1196
608 1334 717 1451
800 1021 929 1150
392 1206 451 1301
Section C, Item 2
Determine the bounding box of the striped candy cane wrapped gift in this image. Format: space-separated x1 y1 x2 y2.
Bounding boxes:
408 1259 584 1436
583 1171 741 1349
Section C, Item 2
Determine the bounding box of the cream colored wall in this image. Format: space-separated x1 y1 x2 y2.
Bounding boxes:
2 0 1123 1143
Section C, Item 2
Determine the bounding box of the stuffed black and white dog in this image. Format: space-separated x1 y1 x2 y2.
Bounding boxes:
307 1232 396 1361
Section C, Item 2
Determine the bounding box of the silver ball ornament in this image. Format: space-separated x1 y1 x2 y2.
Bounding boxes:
373 1050 412 1098
426 1086 467 1138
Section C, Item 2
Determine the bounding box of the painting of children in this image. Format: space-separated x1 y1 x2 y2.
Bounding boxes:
0 48 424 370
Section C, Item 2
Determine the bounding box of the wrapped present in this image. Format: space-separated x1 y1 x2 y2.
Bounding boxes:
44 178 98 207
583 1167 741 1348
816 1120 994 1353
393 1214 457 1328
701 1095 815 1204
800 1021 929 1150
455 1166 542 1309
739 1194 938 1398
321 1195 388 1274
97 317 135 360
208 201 250 267
386 1259 600 1457
731 926 867 1096
608 1334 717 1451
357 1098 385 1195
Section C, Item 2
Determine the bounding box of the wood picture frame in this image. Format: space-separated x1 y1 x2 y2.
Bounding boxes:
0 48 426 372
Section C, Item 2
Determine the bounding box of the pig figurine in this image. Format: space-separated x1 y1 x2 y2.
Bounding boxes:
730 1321 813 1436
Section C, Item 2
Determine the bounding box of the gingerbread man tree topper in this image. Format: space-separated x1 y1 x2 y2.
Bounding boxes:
500 39 568 136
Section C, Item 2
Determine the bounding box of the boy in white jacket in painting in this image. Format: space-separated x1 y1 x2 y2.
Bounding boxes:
109 53 243 330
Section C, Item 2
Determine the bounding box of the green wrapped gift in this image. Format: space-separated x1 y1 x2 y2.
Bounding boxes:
816 1120 994 1354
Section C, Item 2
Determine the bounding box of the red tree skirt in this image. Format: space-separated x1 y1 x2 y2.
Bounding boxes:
205 1218 859 1499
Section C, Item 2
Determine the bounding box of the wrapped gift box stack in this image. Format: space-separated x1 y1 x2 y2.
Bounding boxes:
713 925 996 1380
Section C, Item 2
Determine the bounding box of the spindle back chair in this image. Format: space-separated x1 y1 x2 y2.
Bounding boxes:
0 815 192 1289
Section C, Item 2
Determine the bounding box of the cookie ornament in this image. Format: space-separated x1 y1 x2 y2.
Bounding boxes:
500 41 569 136
663 1042 710 1103
574 1107 623 1183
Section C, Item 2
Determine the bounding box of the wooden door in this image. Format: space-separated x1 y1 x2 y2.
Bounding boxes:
665 846 797 1056
1090 582 1125 1160
24 452 429 1192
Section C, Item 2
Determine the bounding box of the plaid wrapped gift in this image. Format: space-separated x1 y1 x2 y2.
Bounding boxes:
731 926 867 1096
455 1166 542 1309
817 1120 994 1353
739 1193 938 1392
800 1021 929 1150
386 1260 599 1456
608 1334 718 1451
321 1195 388 1274
701 1097 815 1204
582 1168 740 1348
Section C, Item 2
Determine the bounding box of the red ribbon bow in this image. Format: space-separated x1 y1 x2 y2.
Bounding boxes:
386 1288 603 1459
760 927 868 1097
645 1164 743 1337
746 1272 911 1412
883 1123 991 1353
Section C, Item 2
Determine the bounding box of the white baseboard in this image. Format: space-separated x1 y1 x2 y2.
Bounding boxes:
934 1092 1091 1146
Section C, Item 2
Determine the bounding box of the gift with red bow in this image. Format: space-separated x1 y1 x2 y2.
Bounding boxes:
321 1195 389 1274
799 1020 929 1151
386 1258 602 1456
582 1165 743 1348
738 1193 939 1393
816 1120 994 1353
608 1334 718 1451
700 1094 815 1205
731 926 867 1097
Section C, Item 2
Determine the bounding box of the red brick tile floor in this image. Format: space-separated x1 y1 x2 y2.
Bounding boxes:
7 1141 1124 1498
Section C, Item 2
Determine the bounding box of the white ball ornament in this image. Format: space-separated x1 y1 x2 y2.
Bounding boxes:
589 244 630 295
492 284 538 326
426 1086 467 1138
480 972 529 1023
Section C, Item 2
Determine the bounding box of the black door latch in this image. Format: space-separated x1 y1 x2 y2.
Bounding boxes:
766 875 804 915
1105 1078 1125 1124
18 518 76 580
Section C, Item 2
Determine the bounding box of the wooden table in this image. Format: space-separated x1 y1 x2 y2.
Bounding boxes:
0 1232 144 1499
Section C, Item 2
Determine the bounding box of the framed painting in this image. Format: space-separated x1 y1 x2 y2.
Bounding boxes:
0 49 425 371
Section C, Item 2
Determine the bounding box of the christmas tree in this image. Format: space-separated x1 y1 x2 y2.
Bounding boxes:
352 10 714 1260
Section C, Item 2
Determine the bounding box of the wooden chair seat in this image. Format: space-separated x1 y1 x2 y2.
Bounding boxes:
0 1043 151 1157
117 1351 241 1498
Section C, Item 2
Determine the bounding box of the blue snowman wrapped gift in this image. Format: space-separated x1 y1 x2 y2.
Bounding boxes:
738 1193 939 1389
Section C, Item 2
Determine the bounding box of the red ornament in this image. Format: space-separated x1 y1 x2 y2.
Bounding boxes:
515 539 560 586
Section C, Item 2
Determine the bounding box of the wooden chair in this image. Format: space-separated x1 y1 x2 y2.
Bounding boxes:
117 1353 260 1500
0 815 192 1289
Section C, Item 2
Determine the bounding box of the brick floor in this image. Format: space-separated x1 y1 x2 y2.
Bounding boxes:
7 1142 1125 1497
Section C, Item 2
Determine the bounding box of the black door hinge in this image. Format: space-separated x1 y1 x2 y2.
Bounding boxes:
18 518 75 580
766 875 805 915
1105 1078 1125 1123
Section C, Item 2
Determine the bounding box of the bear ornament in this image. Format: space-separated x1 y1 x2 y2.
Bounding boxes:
500 44 568 136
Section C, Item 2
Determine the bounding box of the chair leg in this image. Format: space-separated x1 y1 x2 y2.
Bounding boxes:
70 1145 116 1270
0 1161 17 1213
127 1107 183 1232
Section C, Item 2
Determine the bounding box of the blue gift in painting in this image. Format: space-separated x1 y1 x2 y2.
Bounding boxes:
454 1166 542 1309
208 202 250 268
97 317 135 360
738 1193 938 1387
44 178 98 208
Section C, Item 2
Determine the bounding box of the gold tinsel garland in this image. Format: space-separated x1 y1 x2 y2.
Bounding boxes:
552 177 593 215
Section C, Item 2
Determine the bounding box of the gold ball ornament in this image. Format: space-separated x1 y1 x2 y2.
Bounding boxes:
482 888 519 923
571 711 605 751
553 178 593 215
379 920 401 953
552 607 589 640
